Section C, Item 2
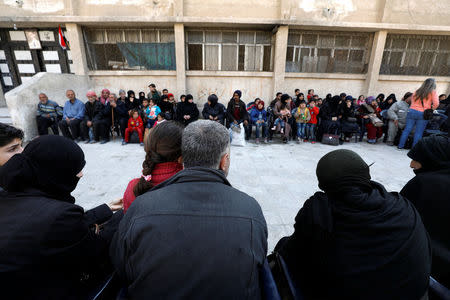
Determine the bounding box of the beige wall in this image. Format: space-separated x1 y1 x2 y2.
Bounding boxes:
376 76 450 99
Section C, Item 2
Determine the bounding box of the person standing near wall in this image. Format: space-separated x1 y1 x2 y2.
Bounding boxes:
398 78 440 149
36 93 62 136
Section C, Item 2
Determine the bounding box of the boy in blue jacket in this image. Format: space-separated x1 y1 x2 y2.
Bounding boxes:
250 101 268 144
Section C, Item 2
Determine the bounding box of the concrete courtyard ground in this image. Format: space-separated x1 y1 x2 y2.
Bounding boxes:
74 138 414 251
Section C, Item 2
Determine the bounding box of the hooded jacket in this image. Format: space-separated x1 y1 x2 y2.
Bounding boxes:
226 99 249 126
110 167 268 300
387 100 410 127
202 100 226 123
0 136 121 299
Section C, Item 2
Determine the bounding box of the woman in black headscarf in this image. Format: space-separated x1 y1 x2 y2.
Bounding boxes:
317 95 341 141
125 89 141 112
401 134 450 288
0 135 122 299
176 94 199 126
202 94 226 125
275 149 431 300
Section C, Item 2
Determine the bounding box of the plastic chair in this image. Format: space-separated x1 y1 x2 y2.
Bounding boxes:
429 276 450 300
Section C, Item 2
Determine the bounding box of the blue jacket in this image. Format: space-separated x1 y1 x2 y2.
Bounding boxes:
63 99 85 120
250 108 267 124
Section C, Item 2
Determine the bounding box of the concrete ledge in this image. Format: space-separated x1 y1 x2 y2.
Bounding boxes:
186 71 274 78
88 70 177 76
5 72 93 141
285 73 366 80
378 75 450 83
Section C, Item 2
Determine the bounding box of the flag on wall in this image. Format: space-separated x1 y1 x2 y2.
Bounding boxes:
58 25 68 50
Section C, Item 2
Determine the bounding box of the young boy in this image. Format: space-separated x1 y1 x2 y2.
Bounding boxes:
271 104 290 134
307 99 319 144
146 99 161 129
123 110 144 146
294 100 311 142
0 123 24 167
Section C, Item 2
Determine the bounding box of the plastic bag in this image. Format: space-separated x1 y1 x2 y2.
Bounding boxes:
230 123 246 147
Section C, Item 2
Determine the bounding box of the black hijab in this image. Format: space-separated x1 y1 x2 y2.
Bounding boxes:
0 135 85 203
408 134 450 174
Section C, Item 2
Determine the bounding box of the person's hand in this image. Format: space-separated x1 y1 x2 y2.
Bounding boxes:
87 121 92 127
108 198 123 211
209 115 214 120
111 102 117 108
363 115 369 119
214 116 218 120
46 114 51 118
332 117 337 121
233 120 238 124
186 115 190 119
394 119 399 127
244 120 248 126
66 117 70 124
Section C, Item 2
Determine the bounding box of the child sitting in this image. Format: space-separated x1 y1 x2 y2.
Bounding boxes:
250 101 268 144
294 100 311 142
153 112 166 127
146 99 161 129
272 104 290 134
123 109 144 146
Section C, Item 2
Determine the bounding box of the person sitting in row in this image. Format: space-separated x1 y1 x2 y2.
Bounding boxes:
272 94 293 143
80 91 103 144
246 97 261 111
294 92 305 107
159 95 175 120
112 120 267 299
250 100 268 144
179 94 186 103
317 95 340 140
93 93 128 144
202 94 226 125
307 99 319 144
98 88 110 105
358 97 383 144
145 98 161 129
176 94 199 126
0 123 23 167
226 90 251 140
0 135 123 299
293 100 310 142
401 134 450 288
36 93 62 136
59 90 85 141
386 92 412 146
123 109 144 146
339 96 359 142
275 149 431 300
272 102 290 135
125 90 141 112
154 112 166 127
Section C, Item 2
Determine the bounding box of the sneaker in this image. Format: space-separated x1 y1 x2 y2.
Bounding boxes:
256 138 260 144
100 139 109 144
122 141 127 146
345 137 350 142
271 126 276 131
386 141 394 146
303 139 308 142
90 140 97 144
140 142 144 146
297 137 301 142
281 128 284 134
283 137 288 144
264 138 268 144
311 141 316 144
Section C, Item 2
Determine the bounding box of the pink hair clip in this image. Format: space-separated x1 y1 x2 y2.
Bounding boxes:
142 174 152 182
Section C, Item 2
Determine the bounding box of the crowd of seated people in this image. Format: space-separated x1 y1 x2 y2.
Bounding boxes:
36 78 449 150
1 118 449 299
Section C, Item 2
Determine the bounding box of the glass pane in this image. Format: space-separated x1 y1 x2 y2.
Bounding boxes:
408 38 422 50
160 31 174 42
318 48 331 57
106 44 125 69
188 31 203 43
404 51 418 66
263 45 271 71
435 53 450 76
238 45 245 71
391 38 407 49
335 35 350 47
188 44 202 70
142 30 157 42
286 47 294 61
246 45 262 71
205 45 219 70
350 50 364 62
288 33 300 45
418 52 433 75
222 32 237 43
256 32 271 44
124 30 140 42
390 51 403 68
351 36 367 47
334 49 348 61
87 30 104 43
439 39 450 51
222 45 237 71
106 30 123 43
423 39 438 50
205 31 221 43
319 35 334 47
302 34 317 46
90 44 107 69
239 32 254 44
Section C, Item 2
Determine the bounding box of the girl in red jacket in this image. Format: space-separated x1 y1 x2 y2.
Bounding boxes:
123 110 144 146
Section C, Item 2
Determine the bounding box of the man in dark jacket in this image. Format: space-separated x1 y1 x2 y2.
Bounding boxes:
111 120 268 299
202 94 226 125
0 135 122 299
276 149 431 300
94 93 128 144
401 134 450 288
226 90 251 140
80 91 103 143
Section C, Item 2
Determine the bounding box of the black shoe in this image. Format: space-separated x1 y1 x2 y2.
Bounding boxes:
100 139 109 144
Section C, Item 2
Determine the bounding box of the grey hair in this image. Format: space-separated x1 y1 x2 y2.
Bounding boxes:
119 89 126 95
414 78 436 102
110 93 117 99
66 89 75 95
182 120 230 169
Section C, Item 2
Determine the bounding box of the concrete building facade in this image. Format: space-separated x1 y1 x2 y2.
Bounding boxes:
1 0 449 105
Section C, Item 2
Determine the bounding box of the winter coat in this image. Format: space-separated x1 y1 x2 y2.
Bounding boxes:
146 105 161 120
294 107 311 124
125 97 141 111
387 101 410 127
308 106 319 124
277 182 431 300
100 100 128 124
37 100 62 119
127 116 144 130
226 99 249 126
250 108 268 124
176 102 200 126
147 90 161 105
401 166 450 286
318 100 340 121
111 167 268 300
159 100 175 118
202 102 226 124
84 100 103 122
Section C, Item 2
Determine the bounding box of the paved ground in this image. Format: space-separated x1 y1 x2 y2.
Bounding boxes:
74 138 414 251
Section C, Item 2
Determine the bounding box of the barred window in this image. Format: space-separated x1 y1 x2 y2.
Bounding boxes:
381 34 450 76
186 30 273 71
286 31 373 74
83 28 175 70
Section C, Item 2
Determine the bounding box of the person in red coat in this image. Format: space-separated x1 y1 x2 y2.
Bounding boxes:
123 110 144 146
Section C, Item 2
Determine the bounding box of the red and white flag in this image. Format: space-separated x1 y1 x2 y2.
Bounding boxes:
58 25 68 50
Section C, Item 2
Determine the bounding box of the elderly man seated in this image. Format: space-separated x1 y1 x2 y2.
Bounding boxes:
36 93 62 136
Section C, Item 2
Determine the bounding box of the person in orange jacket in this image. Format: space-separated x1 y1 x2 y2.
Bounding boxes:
123 109 144 146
